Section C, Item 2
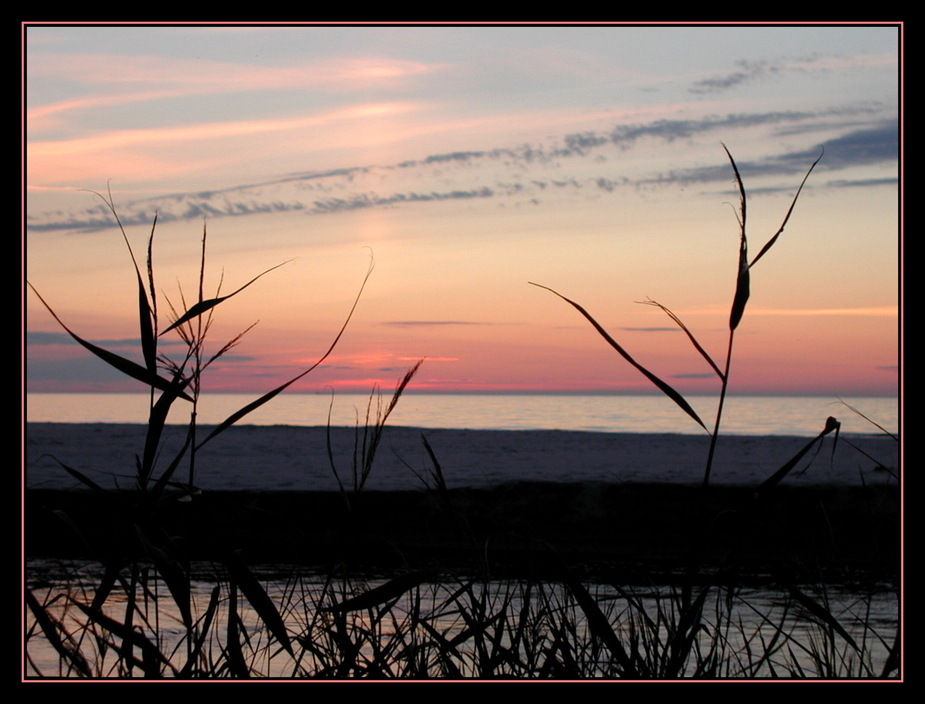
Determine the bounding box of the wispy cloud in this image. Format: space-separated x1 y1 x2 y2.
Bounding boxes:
28 90 183 130
690 59 777 94
681 306 898 317
688 53 896 95
26 356 144 385
26 331 186 347
382 321 497 327
29 102 422 159
635 120 897 187
749 307 899 317
27 106 897 233
311 187 494 214
397 356 458 362
28 52 442 123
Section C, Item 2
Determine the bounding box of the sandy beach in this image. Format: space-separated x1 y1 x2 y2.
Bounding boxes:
25 423 898 492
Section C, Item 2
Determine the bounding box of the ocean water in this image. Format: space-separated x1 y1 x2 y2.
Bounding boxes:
26 392 899 437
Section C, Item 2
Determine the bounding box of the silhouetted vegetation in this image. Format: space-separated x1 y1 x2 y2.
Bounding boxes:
25 154 899 679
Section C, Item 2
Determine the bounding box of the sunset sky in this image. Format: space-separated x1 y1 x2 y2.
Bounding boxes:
24 23 900 397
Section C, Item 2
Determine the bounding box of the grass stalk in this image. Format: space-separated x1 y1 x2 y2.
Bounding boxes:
532 146 823 488
327 359 424 508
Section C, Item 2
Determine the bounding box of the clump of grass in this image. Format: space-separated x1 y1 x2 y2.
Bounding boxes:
26 189 374 677
327 358 424 510
25 565 896 678
526 146 898 678
29 189 373 496
531 145 824 488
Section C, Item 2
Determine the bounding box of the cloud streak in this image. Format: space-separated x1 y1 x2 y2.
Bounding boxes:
27 107 897 233
28 52 441 120
688 53 896 95
681 306 898 317
382 321 499 327
26 331 186 347
30 102 422 158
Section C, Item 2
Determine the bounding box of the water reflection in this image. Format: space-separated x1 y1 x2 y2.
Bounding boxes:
25 559 899 679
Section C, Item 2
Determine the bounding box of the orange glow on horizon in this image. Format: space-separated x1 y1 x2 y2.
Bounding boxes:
25 26 900 401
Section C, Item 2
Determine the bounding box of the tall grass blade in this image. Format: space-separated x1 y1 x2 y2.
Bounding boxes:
179 585 221 678
137 262 157 376
71 598 173 677
136 215 158 376
556 559 637 677
86 188 159 374
149 423 195 500
418 434 469 542
355 359 424 491
90 563 122 616
45 455 109 494
140 386 189 490
416 619 465 677
421 434 449 494
25 588 93 677
195 258 374 451
27 282 193 401
119 568 138 676
729 234 750 332
749 149 823 269
324 571 434 613
665 586 710 678
785 584 859 651
723 144 750 332
202 322 258 372
755 416 840 496
221 551 293 656
325 392 350 509
529 282 706 430
146 213 158 323
224 583 250 678
160 259 292 336
134 526 192 628
839 399 898 441
639 298 724 380
880 627 900 678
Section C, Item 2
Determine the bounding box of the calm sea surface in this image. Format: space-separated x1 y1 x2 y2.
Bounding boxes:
26 392 899 437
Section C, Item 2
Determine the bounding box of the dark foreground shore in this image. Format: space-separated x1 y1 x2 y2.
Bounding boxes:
25 482 899 585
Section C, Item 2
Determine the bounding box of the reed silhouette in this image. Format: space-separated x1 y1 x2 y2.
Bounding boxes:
25 156 899 678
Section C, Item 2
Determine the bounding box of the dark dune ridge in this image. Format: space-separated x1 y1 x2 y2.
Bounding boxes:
25 481 899 585
25 423 899 584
